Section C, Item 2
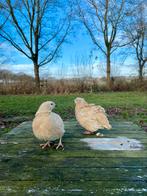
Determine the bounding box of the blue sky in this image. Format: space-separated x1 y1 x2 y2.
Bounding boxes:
0 25 138 78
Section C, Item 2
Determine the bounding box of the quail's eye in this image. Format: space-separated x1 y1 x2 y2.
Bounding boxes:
51 103 53 105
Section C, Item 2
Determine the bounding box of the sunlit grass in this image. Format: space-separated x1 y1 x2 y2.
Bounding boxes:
0 92 146 119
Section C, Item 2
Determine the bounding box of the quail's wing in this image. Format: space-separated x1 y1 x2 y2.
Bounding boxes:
84 104 111 129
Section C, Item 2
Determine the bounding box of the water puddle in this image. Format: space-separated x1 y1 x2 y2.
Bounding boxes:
80 137 143 150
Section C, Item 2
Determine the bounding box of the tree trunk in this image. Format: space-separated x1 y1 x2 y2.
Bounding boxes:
34 63 40 93
106 50 111 89
139 63 143 82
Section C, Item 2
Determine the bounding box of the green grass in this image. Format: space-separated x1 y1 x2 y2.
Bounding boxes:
0 92 147 119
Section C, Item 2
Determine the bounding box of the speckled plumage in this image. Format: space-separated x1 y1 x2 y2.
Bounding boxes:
75 97 112 133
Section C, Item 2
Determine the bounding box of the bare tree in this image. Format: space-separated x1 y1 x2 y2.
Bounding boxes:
77 0 129 88
0 0 72 92
125 1 147 81
0 4 9 64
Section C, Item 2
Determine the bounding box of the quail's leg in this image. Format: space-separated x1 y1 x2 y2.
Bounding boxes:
40 141 50 149
56 138 64 150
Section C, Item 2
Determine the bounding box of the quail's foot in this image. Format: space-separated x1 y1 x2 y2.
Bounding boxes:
56 143 64 150
40 141 50 149
55 138 64 150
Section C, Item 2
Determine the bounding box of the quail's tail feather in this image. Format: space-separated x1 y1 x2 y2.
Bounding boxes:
106 124 112 130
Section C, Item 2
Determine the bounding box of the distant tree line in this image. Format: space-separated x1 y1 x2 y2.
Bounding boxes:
0 69 34 82
0 68 146 94
0 0 146 93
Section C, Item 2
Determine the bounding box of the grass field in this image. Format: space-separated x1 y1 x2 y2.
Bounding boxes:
0 92 147 117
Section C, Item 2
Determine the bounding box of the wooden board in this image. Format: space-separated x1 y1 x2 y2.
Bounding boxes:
0 119 147 195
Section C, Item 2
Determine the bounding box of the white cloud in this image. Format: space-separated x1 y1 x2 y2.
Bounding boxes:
0 63 34 76
0 61 139 79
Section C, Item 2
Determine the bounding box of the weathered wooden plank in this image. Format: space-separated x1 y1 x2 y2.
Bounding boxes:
0 180 147 196
0 164 147 181
0 146 147 158
1 136 147 143
0 143 146 152
1 157 147 168
4 134 147 140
